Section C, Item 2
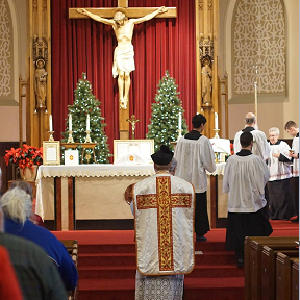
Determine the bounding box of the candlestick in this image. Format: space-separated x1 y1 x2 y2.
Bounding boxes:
84 130 92 143
178 111 182 131
67 130 74 143
49 115 53 131
48 130 54 141
215 112 219 130
86 114 90 131
69 115 72 131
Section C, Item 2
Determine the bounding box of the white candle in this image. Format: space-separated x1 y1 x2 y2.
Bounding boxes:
49 115 53 131
197 111 199 115
178 111 182 131
86 114 90 131
215 112 219 130
69 115 72 131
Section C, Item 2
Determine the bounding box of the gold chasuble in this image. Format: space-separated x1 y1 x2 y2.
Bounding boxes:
133 173 195 275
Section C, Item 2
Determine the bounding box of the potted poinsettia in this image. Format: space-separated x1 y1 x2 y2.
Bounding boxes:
4 145 43 180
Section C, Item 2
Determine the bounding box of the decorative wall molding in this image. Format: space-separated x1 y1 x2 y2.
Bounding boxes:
0 0 11 96
233 0 285 95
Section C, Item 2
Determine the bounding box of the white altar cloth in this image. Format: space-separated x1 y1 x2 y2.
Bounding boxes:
37 164 155 178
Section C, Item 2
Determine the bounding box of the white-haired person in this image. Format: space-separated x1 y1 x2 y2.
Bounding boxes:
233 112 270 160
0 191 68 300
267 127 295 220
9 180 45 227
1 188 78 291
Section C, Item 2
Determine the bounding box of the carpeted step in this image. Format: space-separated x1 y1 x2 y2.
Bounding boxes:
78 277 245 300
79 278 134 300
184 277 245 300
79 264 244 279
78 251 236 267
78 241 228 254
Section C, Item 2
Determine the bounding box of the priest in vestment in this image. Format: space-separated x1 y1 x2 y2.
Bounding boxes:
233 112 270 160
267 127 294 220
174 114 216 242
223 132 273 268
131 145 195 300
284 121 299 223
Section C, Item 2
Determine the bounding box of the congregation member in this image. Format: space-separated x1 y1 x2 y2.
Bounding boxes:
267 127 294 220
284 120 299 222
233 112 270 160
1 187 78 291
131 145 195 300
0 197 68 300
174 114 216 242
9 180 45 227
223 132 273 268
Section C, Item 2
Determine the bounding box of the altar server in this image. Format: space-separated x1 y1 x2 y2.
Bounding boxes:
223 132 273 268
174 114 216 242
284 121 299 223
233 112 270 160
267 127 294 220
132 145 195 300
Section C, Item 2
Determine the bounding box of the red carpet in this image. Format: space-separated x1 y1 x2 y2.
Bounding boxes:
53 221 299 300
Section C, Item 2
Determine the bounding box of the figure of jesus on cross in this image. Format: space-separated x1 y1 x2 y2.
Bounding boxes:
77 6 168 110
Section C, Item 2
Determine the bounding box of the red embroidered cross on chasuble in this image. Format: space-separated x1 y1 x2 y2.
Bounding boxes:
134 175 195 275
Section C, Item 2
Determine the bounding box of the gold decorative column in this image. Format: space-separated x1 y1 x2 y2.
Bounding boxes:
195 0 220 138
27 0 51 147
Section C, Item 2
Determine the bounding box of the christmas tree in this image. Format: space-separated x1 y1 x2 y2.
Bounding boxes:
61 73 110 164
147 71 188 151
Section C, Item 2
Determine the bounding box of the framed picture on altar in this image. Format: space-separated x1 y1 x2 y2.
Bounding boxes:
114 139 154 165
43 141 60 165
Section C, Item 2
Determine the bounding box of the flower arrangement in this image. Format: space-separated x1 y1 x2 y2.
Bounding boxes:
230 143 234 155
4 145 43 170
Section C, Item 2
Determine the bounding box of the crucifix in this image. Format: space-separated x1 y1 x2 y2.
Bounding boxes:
136 176 192 271
126 115 140 140
69 0 177 140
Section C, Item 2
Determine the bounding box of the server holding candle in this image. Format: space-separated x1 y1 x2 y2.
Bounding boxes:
174 114 216 242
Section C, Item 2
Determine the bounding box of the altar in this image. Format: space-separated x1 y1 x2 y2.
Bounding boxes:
35 163 228 231
36 165 155 230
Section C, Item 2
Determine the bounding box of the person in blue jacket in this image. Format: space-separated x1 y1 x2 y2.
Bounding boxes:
1 186 78 291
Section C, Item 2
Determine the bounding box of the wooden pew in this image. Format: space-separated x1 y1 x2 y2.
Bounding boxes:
245 236 299 300
291 259 299 300
276 252 298 300
260 246 299 300
60 240 79 300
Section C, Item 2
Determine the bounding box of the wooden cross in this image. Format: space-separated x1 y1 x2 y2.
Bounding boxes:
69 0 177 140
136 176 192 271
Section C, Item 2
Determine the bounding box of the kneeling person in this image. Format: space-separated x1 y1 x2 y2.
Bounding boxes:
223 132 273 268
132 145 195 300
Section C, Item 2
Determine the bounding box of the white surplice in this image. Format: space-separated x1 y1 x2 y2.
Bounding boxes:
234 129 270 160
268 141 292 181
292 135 299 177
223 154 270 212
174 135 216 193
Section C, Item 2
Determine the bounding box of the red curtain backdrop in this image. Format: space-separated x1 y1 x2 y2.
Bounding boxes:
51 0 196 157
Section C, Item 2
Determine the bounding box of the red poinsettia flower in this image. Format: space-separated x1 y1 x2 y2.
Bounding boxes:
3 145 43 169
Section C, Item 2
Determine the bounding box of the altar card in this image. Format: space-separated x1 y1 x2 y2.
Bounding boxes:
209 139 230 154
65 150 79 166
114 140 154 165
